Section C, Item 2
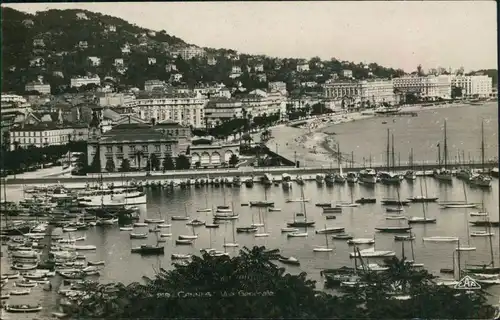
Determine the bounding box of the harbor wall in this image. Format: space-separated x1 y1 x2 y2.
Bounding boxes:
4 162 497 185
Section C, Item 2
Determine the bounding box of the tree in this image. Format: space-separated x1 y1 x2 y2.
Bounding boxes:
175 154 191 170
105 158 115 172
228 154 239 167
63 247 494 320
451 86 463 99
89 153 101 173
150 153 160 171
162 154 175 171
120 158 131 172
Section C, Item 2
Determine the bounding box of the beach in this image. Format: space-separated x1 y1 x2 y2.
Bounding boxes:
264 102 498 168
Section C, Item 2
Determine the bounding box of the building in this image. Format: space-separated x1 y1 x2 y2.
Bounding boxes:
342 69 353 78
190 141 240 168
78 41 88 49
144 80 165 92
207 56 217 66
9 123 88 150
86 123 181 171
165 64 177 72
174 46 206 60
322 81 360 100
1 94 28 105
114 58 124 67
254 64 264 72
134 91 207 128
99 93 137 110
153 120 191 154
359 79 396 105
451 75 492 98
121 44 131 54
148 57 156 65
76 12 88 20
25 81 51 95
268 81 287 95
297 63 310 72
257 74 267 82
107 25 116 32
29 57 45 67
170 74 183 83
70 75 101 88
204 98 244 127
88 56 101 66
393 75 452 99
33 38 45 47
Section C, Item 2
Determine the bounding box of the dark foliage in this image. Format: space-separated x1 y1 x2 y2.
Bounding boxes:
63 246 495 319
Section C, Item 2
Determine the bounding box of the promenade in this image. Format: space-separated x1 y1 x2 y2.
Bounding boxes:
4 162 496 185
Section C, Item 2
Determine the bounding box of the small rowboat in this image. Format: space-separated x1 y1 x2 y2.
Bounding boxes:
5 304 42 313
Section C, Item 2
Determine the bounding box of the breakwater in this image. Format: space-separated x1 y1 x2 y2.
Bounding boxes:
4 162 497 185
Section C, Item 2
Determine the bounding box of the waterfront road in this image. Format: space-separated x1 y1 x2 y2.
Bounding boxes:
3 162 497 185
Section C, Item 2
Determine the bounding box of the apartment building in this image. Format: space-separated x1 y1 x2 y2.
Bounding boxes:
99 93 137 111
173 46 206 60
144 80 165 92
451 75 493 98
134 91 207 128
70 75 101 88
25 81 51 95
9 123 88 150
204 99 244 127
393 75 451 99
359 79 396 104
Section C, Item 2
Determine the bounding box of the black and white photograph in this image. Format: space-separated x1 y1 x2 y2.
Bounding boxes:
0 1 499 319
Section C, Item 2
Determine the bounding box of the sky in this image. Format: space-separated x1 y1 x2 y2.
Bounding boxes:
4 1 498 73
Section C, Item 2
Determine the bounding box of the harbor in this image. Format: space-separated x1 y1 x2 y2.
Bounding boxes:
1 99 498 319
1 173 500 318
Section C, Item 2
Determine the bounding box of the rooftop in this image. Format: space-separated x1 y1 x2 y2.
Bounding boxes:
99 123 177 143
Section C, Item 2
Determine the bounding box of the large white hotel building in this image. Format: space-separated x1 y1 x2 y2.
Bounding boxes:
322 79 397 105
133 91 208 128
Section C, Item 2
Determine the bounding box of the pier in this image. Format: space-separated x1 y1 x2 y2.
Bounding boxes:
4 162 497 185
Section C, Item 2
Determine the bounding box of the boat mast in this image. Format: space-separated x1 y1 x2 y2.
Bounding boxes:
443 120 448 169
391 134 395 171
462 181 471 247
324 225 329 248
386 129 390 171
456 239 461 279
337 143 341 169
481 120 485 173
410 232 416 262
301 186 308 233
487 219 494 267
419 179 427 220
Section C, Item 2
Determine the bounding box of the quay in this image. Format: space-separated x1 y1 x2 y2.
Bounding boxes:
3 162 497 185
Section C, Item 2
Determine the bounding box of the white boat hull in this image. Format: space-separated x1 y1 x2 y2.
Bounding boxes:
287 232 308 237
423 237 459 242
254 233 270 238
313 247 333 252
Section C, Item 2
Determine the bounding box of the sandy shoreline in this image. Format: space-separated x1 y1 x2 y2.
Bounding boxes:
266 102 493 167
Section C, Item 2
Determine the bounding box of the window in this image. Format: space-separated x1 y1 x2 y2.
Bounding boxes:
154 145 160 152
130 145 136 152
142 145 148 152
117 146 123 153
106 146 113 153
165 144 172 152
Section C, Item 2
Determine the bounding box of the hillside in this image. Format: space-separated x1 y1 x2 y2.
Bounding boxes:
2 7 408 94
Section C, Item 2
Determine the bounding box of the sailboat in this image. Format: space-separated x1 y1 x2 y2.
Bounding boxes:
404 148 417 181
214 201 239 220
465 220 500 274
469 120 492 188
251 208 265 227
407 173 438 202
336 185 360 207
178 225 198 240
171 204 190 221
254 211 270 238
223 221 239 247
249 186 274 207
196 194 212 213
454 181 476 251
379 130 401 185
334 143 346 184
407 178 437 224
313 225 334 252
433 120 453 182
385 187 405 219
287 186 315 228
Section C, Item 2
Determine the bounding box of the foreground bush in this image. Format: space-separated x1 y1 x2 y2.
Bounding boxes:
65 246 495 319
